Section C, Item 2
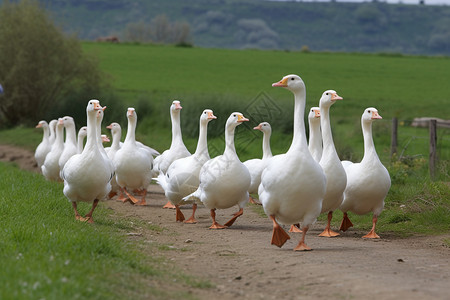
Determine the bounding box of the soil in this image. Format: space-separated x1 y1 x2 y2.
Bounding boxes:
1 144 449 300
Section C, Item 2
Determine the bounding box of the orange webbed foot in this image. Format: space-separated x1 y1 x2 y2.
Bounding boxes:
293 241 312 251
289 224 303 233
318 227 340 237
339 213 354 232
163 201 176 209
175 205 185 222
209 222 226 229
362 229 380 239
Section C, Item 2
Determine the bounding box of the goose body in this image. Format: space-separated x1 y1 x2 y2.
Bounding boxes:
184 112 251 229
35 120 51 169
58 116 78 173
159 109 216 223
42 118 65 181
62 100 112 222
308 107 322 163
259 74 326 251
339 107 391 238
113 108 153 205
317 90 347 237
243 122 273 202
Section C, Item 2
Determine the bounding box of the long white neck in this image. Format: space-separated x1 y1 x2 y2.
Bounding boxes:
308 118 322 162
194 120 209 158
319 104 339 162
65 124 77 147
42 124 50 143
262 131 272 159
170 110 183 149
124 117 137 145
361 120 380 163
49 123 56 144
112 129 121 149
54 125 64 148
84 112 98 153
224 124 238 159
288 87 308 152
77 133 86 153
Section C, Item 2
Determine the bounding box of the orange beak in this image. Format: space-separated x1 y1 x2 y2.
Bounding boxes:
174 102 182 110
127 108 135 117
93 102 103 110
331 93 343 101
253 124 262 130
314 109 321 118
207 112 217 120
106 124 113 129
272 77 288 87
237 115 249 122
35 123 42 128
372 111 382 119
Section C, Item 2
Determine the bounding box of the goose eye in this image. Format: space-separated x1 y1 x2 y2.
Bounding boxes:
291 77 295 81
368 110 371 113
326 93 329 95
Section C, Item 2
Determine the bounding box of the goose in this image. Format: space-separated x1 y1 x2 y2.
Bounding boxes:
243 122 273 205
48 119 57 146
152 100 191 208
308 107 322 163
58 116 78 173
113 108 153 205
158 109 217 223
183 112 251 229
77 126 87 154
317 90 347 237
34 120 51 169
259 74 326 251
339 107 391 238
105 122 123 199
62 100 112 223
42 118 65 181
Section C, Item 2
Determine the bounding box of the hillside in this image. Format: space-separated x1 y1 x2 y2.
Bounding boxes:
37 0 450 55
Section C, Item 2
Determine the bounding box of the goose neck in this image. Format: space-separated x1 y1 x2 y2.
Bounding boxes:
224 124 238 159
170 111 183 148
124 117 137 145
84 112 98 152
319 104 337 155
362 120 378 162
66 125 77 147
288 88 308 152
262 131 272 159
194 121 209 158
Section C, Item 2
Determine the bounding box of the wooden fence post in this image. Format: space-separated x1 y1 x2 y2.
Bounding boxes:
429 119 437 179
391 117 398 158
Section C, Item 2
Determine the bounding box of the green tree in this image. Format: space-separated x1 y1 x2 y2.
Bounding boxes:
0 0 105 127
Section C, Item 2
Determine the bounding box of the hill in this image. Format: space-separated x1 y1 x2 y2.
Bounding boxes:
36 0 450 55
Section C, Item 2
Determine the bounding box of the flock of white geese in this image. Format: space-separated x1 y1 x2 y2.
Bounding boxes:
34 74 391 251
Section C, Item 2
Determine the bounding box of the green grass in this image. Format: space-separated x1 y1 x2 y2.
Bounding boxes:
0 162 212 299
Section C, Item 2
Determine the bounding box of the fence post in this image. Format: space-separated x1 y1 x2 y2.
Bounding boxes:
391 117 398 158
429 119 437 179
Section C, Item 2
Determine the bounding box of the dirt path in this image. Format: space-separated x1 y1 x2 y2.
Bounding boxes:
1 144 449 299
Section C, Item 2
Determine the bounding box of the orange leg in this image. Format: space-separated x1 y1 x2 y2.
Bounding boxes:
269 215 290 248
224 208 243 227
175 204 186 222
289 223 303 233
107 190 117 199
209 209 226 229
163 200 176 209
293 226 312 251
339 212 354 232
136 189 148 206
84 199 99 224
362 215 380 239
184 203 198 224
72 202 88 222
117 188 128 202
248 196 261 205
318 211 340 237
123 187 139 204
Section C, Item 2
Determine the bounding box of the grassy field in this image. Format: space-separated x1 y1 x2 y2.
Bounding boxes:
0 163 211 299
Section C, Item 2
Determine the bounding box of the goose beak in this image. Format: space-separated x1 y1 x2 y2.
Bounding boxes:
93 102 103 110
174 102 182 110
35 123 42 128
314 109 321 118
237 115 249 122
106 124 113 129
102 106 107 111
58 119 64 125
127 108 135 117
101 135 110 143
372 111 382 119
331 93 343 101
272 77 288 87
207 112 217 120
253 124 262 130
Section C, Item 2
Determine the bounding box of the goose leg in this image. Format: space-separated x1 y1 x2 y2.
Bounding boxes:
318 211 340 237
123 187 139 204
289 223 303 233
248 195 261 205
293 226 312 251
224 208 243 227
339 212 354 232
163 200 176 209
270 215 290 247
362 215 380 239
117 188 128 202
184 203 198 224
72 202 87 221
175 204 186 222
209 209 226 229
84 199 99 224
136 189 148 206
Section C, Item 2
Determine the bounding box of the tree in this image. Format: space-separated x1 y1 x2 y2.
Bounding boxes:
0 0 105 127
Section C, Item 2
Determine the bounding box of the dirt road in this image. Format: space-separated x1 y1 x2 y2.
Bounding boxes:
1 144 449 299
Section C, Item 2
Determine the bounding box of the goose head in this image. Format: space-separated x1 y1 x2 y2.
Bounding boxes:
171 100 182 113
61 116 75 128
101 134 110 143
254 122 271 134
308 107 321 122
127 107 137 121
35 120 48 129
272 74 305 93
319 90 343 108
363 107 382 123
200 109 217 124
78 126 87 139
106 122 121 134
226 112 249 130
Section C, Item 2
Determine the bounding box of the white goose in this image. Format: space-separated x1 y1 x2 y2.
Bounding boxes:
243 122 273 204
259 74 326 251
62 100 112 223
77 126 87 154
34 120 51 169
113 108 153 205
339 107 391 238
308 107 322 163
58 116 78 173
42 118 65 181
152 100 191 208
48 119 57 146
105 122 122 199
158 109 217 223
317 90 347 237
183 112 251 229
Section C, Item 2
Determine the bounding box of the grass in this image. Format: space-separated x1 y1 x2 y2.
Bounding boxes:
0 162 212 299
